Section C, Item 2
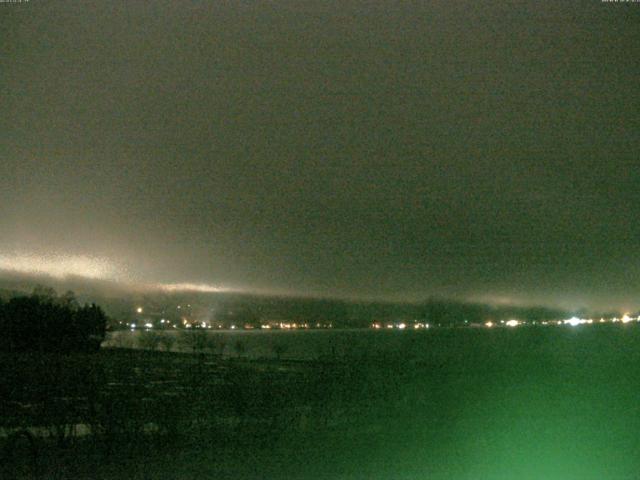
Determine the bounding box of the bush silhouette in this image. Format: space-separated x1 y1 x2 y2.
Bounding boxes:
138 330 162 351
0 287 107 353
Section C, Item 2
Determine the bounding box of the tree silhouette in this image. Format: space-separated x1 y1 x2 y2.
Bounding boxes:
0 288 107 353
271 342 288 361
233 339 246 358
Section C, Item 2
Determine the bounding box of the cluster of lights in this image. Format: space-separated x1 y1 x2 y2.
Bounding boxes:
371 322 429 330
621 314 635 324
564 317 591 327
367 315 640 330
560 314 640 327
131 304 337 331
130 303 640 333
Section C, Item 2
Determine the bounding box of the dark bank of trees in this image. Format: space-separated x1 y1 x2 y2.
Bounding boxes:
209 295 572 328
0 286 107 353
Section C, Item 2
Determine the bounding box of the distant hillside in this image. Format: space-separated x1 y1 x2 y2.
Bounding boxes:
0 271 579 328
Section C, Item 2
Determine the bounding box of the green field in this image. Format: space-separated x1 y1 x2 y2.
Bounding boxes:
2 325 640 479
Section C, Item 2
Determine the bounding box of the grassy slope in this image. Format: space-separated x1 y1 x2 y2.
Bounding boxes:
3 325 640 479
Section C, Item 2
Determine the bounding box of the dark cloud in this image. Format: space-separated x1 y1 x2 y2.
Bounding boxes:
1 1 639 310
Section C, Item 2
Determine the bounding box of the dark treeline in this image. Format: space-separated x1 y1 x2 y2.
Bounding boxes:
105 289 574 329
199 295 573 328
0 286 107 353
0 277 588 329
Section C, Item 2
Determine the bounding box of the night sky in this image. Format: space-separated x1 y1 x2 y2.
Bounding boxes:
1 1 639 310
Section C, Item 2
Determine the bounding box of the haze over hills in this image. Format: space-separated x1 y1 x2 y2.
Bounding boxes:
0 268 619 330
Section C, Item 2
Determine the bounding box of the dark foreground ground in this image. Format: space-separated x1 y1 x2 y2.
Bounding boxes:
3 324 640 479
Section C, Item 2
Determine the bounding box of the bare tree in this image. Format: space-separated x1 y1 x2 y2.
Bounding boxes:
233 339 246 358
271 342 288 361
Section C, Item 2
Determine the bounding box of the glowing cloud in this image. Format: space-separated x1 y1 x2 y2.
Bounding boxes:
0 253 119 280
153 282 236 293
0 252 242 295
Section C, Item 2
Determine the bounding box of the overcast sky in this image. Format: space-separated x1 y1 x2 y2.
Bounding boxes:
1 1 639 310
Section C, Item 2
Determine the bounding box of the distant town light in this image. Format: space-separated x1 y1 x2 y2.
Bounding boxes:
485 321 494 328
136 307 143 314
505 320 519 327
144 322 153 329
564 317 582 327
